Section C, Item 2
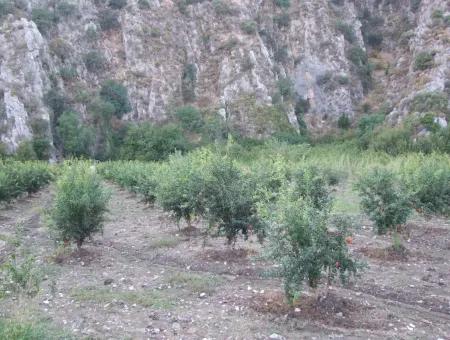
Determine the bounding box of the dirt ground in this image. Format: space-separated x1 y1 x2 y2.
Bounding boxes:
0 184 449 339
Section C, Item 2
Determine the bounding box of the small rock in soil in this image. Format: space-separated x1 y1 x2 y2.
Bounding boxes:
269 333 285 340
104 278 114 285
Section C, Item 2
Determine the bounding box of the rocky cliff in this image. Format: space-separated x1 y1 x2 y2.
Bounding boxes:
0 0 448 153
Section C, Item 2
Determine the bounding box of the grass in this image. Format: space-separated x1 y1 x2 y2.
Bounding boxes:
332 182 361 216
166 271 223 294
0 318 72 340
149 236 181 249
70 286 173 309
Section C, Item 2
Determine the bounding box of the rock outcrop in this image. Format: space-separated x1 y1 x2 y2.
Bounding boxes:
0 0 448 151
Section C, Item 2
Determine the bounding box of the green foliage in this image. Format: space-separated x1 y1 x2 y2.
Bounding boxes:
99 161 157 203
31 137 51 160
263 185 358 301
56 1 77 17
99 9 120 30
212 0 233 15
357 114 385 149
274 0 290 8
410 92 448 114
83 50 106 73
0 255 41 297
410 0 421 12
174 106 204 132
31 8 56 35
85 26 99 41
291 167 332 212
15 141 37 161
241 20 257 34
99 80 131 118
108 0 127 9
202 156 262 243
274 12 290 28
414 51 434 71
347 46 372 93
335 21 356 43
400 154 450 216
59 66 78 82
44 88 69 116
51 163 110 248
56 111 94 158
120 123 189 161
0 319 69 340
0 161 53 202
88 97 115 122
0 1 14 18
337 114 351 130
138 0 150 9
366 32 383 48
181 63 197 102
369 126 412 156
277 77 294 100
155 151 208 225
356 168 411 234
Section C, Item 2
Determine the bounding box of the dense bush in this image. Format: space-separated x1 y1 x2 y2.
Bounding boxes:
337 114 351 130
241 20 257 34
84 50 106 73
356 168 411 235
15 140 37 161
100 80 131 118
414 51 434 71
155 151 208 226
347 47 372 93
59 66 78 82
0 161 53 202
32 137 51 160
277 77 294 100
274 0 290 8
120 123 189 161
263 184 359 301
51 163 110 248
99 161 157 203
357 114 385 148
108 0 127 9
181 63 197 102
274 12 290 28
202 157 262 243
138 0 150 9
369 126 412 156
44 87 69 116
99 9 120 30
410 92 448 114
212 0 233 15
400 155 450 216
335 21 356 43
56 111 94 157
174 106 204 132
31 8 56 35
56 1 77 17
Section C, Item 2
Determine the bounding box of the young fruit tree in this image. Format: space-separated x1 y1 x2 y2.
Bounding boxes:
356 168 411 235
51 163 110 249
154 151 207 227
263 181 359 303
202 157 263 244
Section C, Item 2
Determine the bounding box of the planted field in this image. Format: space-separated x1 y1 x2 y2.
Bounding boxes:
0 144 449 339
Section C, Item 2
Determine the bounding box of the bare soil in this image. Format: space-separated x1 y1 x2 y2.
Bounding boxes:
1 184 449 339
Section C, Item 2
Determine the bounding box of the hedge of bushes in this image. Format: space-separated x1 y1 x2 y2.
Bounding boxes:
0 161 54 203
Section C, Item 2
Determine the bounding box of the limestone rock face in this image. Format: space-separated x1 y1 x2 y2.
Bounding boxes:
0 0 448 150
0 17 53 152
